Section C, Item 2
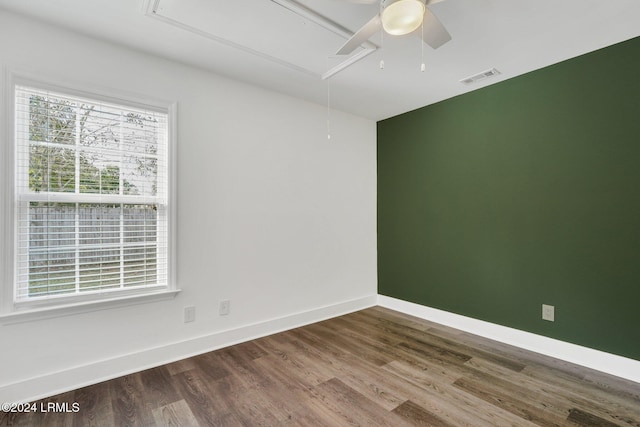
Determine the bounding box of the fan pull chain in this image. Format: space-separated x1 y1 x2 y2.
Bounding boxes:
420 20 426 72
327 77 331 140
380 4 385 70
379 31 385 69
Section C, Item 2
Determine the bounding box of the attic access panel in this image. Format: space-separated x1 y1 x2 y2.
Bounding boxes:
145 0 376 78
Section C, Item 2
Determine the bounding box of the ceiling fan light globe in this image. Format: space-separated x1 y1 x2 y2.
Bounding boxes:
381 0 426 36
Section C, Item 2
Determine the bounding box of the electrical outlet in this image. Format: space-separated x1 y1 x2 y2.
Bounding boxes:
219 300 230 316
184 306 196 323
542 304 555 322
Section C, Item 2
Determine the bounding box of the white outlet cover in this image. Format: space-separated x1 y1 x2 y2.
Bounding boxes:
219 300 230 316
542 304 555 322
184 306 196 323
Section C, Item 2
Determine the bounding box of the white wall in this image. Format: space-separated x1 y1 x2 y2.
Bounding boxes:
0 10 377 402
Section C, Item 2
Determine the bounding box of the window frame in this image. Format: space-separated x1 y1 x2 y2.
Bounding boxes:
1 72 178 322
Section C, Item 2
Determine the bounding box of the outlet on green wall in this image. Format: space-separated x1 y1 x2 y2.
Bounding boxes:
377 36 640 361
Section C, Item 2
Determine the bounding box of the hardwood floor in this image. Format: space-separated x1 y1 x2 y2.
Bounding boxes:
2 306 639 426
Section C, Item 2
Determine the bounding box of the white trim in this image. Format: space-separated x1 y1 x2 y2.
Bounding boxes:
144 0 315 78
2 70 178 315
0 295 377 403
13 74 171 113
378 295 640 384
321 48 376 81
143 0 378 79
166 101 177 294
0 289 181 326
270 0 376 47
1 67 17 316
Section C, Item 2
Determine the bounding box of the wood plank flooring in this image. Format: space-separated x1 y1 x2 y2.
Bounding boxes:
2 306 639 426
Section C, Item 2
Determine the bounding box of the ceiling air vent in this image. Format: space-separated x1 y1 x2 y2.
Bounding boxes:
460 68 501 85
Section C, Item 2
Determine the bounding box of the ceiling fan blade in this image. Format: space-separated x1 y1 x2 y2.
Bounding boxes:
336 14 382 55
419 7 452 49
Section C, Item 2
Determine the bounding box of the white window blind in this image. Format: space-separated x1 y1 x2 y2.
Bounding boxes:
14 85 169 303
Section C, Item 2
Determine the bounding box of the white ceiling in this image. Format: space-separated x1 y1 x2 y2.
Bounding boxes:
0 0 638 121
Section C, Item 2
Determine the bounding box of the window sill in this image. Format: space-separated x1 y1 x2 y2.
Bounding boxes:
0 289 181 326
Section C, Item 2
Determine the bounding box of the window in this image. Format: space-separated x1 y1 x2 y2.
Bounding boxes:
7 82 173 310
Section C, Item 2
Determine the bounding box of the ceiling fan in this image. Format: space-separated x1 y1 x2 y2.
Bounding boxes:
336 0 451 55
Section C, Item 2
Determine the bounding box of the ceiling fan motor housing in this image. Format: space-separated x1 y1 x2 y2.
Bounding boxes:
381 0 427 36
335 0 449 55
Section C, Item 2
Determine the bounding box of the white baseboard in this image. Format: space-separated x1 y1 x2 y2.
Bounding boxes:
0 295 377 403
378 295 640 384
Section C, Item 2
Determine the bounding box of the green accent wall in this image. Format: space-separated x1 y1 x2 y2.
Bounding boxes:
377 36 640 361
